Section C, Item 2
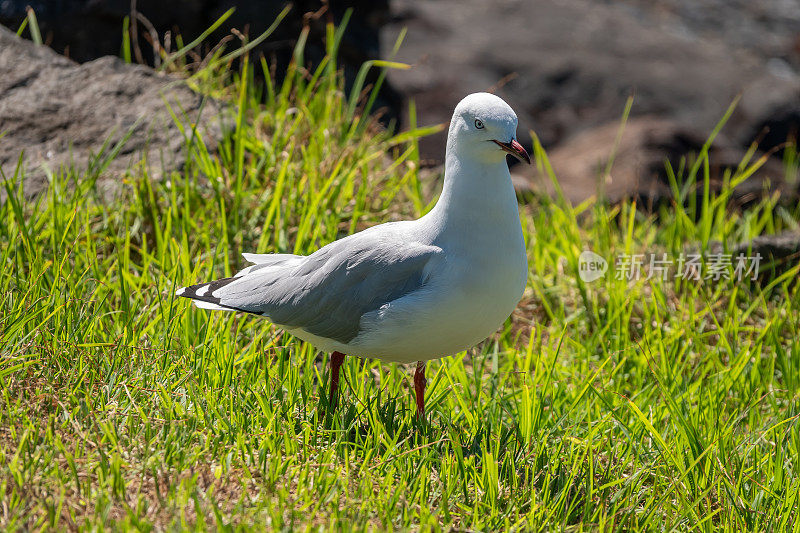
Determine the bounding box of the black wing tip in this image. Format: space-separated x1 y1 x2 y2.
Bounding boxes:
174 277 258 315
175 277 238 304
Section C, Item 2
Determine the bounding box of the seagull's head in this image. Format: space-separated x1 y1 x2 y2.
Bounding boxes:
448 92 530 165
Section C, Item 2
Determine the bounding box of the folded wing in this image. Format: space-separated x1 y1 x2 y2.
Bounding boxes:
177 232 442 344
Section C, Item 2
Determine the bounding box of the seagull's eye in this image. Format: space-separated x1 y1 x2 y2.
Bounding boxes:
474 119 484 130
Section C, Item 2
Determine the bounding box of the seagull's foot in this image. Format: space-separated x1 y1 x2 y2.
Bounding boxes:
322 351 346 417
414 360 427 419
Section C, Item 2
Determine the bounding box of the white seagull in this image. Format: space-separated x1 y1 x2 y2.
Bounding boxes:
176 92 530 416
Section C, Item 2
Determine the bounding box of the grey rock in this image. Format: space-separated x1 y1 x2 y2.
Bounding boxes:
0 25 226 196
615 0 800 73
0 1 402 125
723 232 800 260
382 0 800 164
708 231 800 282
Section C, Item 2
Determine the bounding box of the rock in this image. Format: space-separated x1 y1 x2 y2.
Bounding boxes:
5 0 796 156
513 116 794 208
742 101 800 156
0 1 364 64
0 1 402 125
708 232 800 282
382 0 800 163
615 0 800 73
725 232 800 262
0 26 226 197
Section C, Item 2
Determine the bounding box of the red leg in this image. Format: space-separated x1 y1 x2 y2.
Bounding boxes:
328 351 346 410
414 361 427 417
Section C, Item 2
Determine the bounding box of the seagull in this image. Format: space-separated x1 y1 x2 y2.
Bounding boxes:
176 92 530 417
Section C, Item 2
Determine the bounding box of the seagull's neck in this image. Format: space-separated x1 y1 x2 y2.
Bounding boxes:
423 147 519 239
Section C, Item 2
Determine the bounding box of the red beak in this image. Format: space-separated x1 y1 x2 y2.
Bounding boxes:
493 138 531 164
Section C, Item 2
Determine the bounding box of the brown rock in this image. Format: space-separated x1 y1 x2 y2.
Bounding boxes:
515 116 793 208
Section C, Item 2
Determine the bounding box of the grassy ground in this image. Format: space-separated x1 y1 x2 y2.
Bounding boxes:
2 19 800 532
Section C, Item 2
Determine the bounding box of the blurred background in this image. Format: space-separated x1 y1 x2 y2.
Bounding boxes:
1 0 799 206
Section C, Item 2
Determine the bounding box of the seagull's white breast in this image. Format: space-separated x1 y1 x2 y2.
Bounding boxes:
335 199 528 363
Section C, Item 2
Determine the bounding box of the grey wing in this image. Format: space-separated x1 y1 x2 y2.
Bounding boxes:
178 234 442 344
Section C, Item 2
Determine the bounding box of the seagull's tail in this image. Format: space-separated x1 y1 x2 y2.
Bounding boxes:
175 278 241 312
176 252 303 313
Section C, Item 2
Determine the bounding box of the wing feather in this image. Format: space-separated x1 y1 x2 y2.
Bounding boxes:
178 229 442 343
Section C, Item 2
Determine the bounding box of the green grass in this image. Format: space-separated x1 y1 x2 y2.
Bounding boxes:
2 18 800 532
